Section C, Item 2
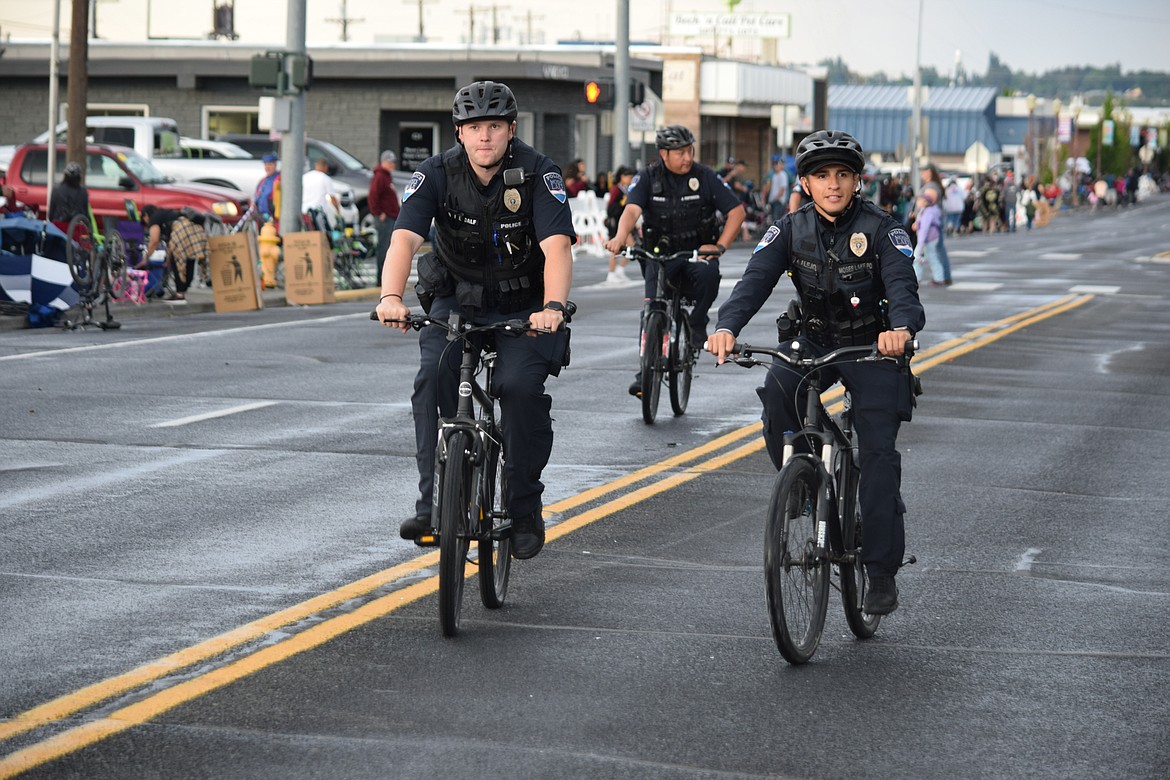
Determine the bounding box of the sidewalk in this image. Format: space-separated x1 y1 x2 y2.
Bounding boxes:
0 284 381 332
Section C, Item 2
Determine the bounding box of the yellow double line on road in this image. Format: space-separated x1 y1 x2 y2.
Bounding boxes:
0 293 1092 777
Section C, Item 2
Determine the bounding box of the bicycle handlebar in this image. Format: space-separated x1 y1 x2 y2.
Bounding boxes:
621 246 719 264
369 310 539 335
729 339 918 369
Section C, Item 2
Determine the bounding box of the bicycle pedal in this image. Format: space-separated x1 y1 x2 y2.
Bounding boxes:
414 534 439 547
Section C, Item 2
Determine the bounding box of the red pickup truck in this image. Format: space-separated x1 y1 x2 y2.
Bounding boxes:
2 143 249 224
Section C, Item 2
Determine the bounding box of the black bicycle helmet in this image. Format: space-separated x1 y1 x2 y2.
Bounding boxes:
451 80 518 125
63 162 83 180
655 125 695 150
795 130 866 176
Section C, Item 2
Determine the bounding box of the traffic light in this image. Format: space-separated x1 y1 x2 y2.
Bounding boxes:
249 53 283 90
584 79 615 109
629 79 646 106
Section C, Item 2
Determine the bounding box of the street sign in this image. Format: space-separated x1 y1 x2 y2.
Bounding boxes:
669 12 790 39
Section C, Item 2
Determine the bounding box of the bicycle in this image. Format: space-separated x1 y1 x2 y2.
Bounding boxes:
727 338 917 664
305 207 374 290
62 212 125 330
622 246 715 424
370 304 574 637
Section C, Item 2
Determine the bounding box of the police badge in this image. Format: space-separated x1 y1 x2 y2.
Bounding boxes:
689 177 699 192
849 232 867 257
504 188 521 213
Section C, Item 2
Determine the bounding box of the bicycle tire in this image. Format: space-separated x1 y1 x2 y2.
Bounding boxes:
477 438 512 609
438 431 473 637
65 215 98 295
839 460 880 638
104 231 128 297
765 457 830 664
641 310 667 424
668 311 692 416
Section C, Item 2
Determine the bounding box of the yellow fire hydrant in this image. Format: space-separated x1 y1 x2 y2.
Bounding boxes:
258 220 281 289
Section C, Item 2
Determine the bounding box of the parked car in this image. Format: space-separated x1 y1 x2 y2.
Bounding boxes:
178 137 254 160
3 143 249 224
1 117 266 196
216 134 409 229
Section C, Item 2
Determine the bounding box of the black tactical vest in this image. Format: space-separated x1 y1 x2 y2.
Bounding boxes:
432 140 546 312
786 200 892 347
639 162 719 253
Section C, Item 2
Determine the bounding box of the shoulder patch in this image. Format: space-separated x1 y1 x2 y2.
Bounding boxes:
754 225 780 253
403 171 426 202
628 173 642 192
543 172 567 203
888 227 914 257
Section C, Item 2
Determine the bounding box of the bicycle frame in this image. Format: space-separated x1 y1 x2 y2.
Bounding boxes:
731 339 915 662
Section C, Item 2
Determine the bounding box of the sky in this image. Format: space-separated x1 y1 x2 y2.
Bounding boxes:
2 0 1168 78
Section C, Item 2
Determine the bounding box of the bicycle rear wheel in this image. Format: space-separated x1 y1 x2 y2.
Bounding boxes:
668 310 693 416
64 215 98 296
640 309 667 424
438 431 473 637
103 231 127 297
477 438 512 609
765 457 830 664
839 461 880 638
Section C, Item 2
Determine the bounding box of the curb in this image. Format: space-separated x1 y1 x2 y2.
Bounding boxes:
0 286 382 331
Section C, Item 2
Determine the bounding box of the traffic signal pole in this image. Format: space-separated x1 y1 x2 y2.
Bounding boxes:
280 0 308 237
614 0 630 167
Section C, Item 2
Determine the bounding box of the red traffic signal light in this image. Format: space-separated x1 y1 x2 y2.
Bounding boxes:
583 79 615 108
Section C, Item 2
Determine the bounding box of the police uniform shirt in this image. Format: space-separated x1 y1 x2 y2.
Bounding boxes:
396 142 576 247
625 160 743 219
716 199 926 338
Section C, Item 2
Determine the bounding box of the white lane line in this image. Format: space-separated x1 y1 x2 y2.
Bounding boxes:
1015 547 1042 572
0 449 222 512
1040 252 1083 260
0 312 365 363
948 250 992 258
1069 285 1121 295
151 401 279 428
947 282 1004 291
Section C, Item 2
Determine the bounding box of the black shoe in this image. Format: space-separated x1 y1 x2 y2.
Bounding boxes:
628 372 642 398
399 512 432 541
864 575 899 615
511 508 545 560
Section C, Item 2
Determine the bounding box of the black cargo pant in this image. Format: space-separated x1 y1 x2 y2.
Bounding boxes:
641 255 721 336
757 338 914 577
411 293 567 520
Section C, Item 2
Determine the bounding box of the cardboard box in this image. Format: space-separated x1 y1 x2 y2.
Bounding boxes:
283 232 336 305
207 233 263 312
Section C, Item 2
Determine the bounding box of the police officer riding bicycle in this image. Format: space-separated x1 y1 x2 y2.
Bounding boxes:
707 130 925 615
604 124 746 398
375 80 575 560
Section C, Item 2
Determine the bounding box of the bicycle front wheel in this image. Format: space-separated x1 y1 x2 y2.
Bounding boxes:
477 438 512 609
641 310 667 424
65 215 98 296
765 457 830 664
438 431 473 637
668 312 693 416
839 462 880 639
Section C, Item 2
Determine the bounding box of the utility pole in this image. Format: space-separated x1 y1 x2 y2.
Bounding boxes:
280 0 307 237
402 0 436 41
325 0 363 42
46 2 62 211
909 0 923 190
67 0 89 170
614 0 630 168
519 9 543 44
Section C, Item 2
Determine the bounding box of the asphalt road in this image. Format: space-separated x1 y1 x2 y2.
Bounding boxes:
1 198 1169 778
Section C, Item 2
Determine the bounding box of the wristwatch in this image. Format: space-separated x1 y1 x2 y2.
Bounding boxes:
543 300 568 319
